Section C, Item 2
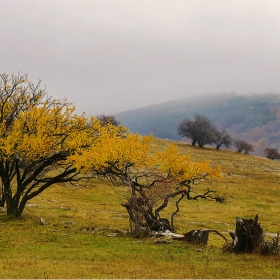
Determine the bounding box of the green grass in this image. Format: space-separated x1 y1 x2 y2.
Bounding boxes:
0 138 280 278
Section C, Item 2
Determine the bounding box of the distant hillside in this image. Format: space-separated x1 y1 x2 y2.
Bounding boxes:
116 92 280 156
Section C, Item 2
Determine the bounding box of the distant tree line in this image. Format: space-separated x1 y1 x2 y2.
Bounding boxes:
117 93 280 156
263 147 280 160
233 140 254 155
178 114 254 154
98 113 280 159
178 114 280 159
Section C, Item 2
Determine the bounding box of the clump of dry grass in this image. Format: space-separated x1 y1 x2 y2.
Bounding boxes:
260 232 280 255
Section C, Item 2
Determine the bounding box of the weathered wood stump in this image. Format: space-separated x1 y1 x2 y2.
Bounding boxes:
229 214 263 253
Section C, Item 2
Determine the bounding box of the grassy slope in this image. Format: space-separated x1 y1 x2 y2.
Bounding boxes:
0 138 280 278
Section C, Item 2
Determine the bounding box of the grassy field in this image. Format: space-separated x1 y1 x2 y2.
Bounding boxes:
0 138 280 278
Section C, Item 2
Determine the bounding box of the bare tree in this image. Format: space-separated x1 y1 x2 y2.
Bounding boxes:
214 130 233 150
263 147 280 160
96 114 127 137
178 114 218 147
91 141 224 237
178 118 197 146
96 114 120 127
234 140 254 154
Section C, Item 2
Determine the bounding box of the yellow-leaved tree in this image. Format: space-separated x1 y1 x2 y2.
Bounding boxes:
70 132 223 236
0 73 126 217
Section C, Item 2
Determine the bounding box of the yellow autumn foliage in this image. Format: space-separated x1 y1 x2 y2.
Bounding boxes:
0 73 221 218
0 73 220 188
154 144 221 183
70 131 221 186
0 103 90 162
69 131 155 171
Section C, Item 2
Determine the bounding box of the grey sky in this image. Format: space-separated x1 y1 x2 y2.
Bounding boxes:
1 0 280 115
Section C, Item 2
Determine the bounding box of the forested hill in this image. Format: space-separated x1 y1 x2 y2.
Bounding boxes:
116 92 280 156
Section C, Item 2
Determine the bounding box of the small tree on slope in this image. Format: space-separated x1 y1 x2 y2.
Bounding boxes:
263 147 280 160
70 135 224 236
234 140 254 154
178 114 218 147
214 130 233 150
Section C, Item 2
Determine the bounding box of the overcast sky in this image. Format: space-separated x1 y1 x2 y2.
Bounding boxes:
1 0 280 115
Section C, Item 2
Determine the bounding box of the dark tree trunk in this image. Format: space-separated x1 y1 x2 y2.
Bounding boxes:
4 181 26 218
121 201 174 236
230 215 263 253
3 181 16 217
5 195 25 218
170 194 184 228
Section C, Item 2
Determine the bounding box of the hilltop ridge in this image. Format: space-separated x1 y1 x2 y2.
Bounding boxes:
116 92 280 156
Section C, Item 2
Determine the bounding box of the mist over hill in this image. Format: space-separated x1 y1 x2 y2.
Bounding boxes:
116 92 280 156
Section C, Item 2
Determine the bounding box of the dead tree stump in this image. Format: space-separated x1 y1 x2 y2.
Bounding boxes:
229 214 263 253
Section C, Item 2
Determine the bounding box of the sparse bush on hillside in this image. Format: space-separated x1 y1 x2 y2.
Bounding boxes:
96 114 127 136
96 114 121 127
263 147 280 160
178 114 218 147
233 139 254 154
214 130 233 150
